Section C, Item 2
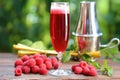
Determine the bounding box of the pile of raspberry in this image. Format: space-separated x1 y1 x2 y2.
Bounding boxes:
72 61 97 76
14 54 59 76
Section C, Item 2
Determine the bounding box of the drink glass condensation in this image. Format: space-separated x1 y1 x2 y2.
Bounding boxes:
50 2 70 76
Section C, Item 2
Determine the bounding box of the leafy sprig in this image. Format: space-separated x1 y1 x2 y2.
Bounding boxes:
100 43 119 59
62 51 71 63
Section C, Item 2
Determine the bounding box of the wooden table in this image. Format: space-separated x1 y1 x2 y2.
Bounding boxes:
0 53 120 80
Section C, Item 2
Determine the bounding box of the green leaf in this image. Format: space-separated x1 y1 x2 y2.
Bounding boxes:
102 66 113 76
92 62 101 69
101 43 119 58
102 60 113 76
30 41 46 50
81 54 92 63
19 39 33 46
103 60 107 68
81 54 91 59
62 51 71 63
107 67 113 76
67 39 76 51
113 58 120 62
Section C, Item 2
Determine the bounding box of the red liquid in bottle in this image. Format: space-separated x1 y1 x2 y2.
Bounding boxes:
50 9 70 53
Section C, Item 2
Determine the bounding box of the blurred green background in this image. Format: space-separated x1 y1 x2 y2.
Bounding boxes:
0 0 120 52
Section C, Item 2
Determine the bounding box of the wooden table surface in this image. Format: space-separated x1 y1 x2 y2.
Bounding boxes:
0 53 120 80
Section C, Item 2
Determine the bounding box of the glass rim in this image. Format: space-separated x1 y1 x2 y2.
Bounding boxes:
51 2 69 5
80 1 96 4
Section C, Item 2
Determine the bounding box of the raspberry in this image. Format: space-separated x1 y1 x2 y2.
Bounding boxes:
53 62 59 69
33 53 40 59
40 55 47 61
51 57 57 62
51 57 58 66
78 37 86 50
14 68 22 76
45 61 52 70
22 66 30 74
31 65 40 74
88 67 97 76
21 55 29 62
23 60 29 66
29 55 34 59
82 67 90 75
79 61 88 68
27 59 36 67
74 67 82 74
35 57 43 65
71 61 97 76
71 64 79 71
39 63 46 69
16 65 22 69
44 57 51 63
88 65 96 70
39 68 48 75
14 59 23 67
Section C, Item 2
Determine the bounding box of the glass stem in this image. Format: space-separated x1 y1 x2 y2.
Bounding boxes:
57 52 63 70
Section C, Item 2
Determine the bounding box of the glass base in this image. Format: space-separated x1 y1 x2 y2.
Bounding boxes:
49 69 71 76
